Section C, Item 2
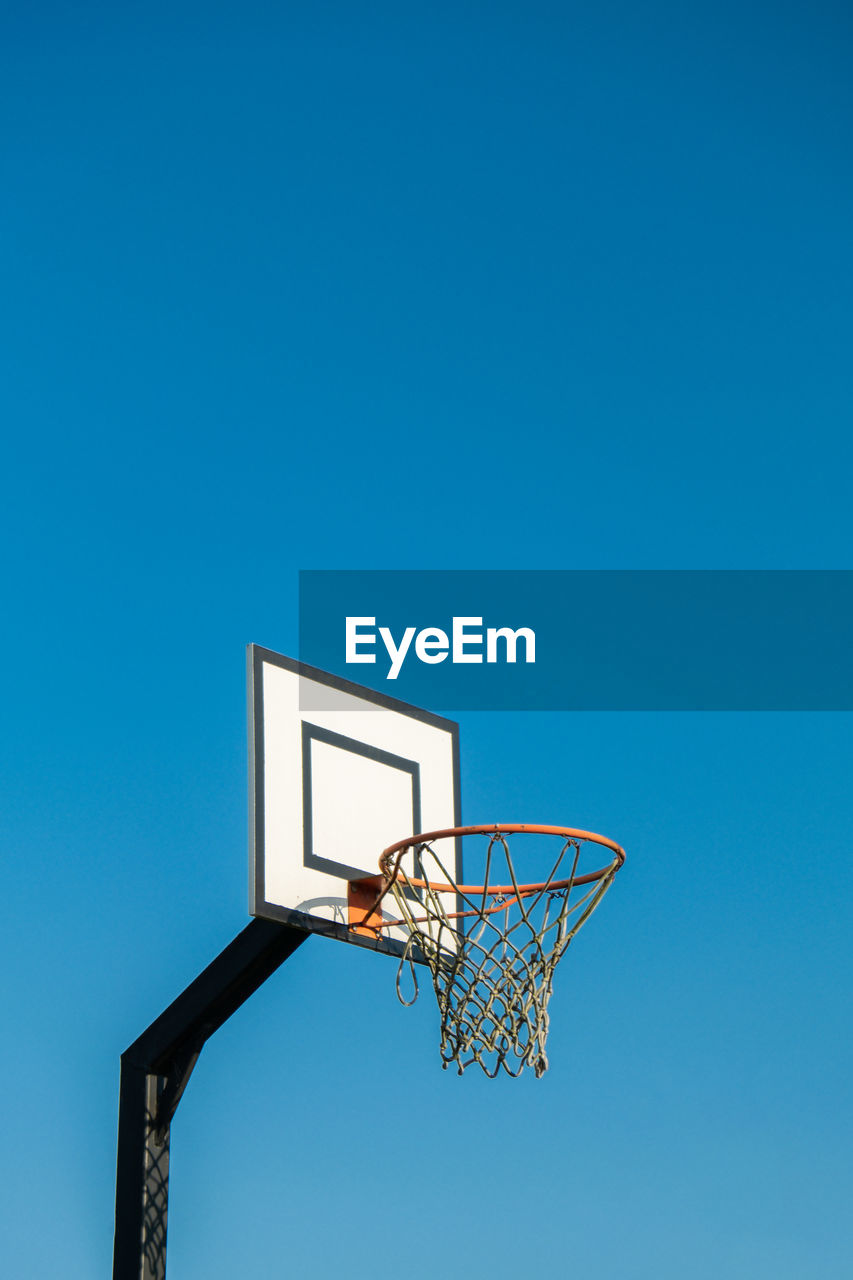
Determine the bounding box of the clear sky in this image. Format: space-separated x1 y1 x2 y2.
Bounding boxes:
2 2 852 1277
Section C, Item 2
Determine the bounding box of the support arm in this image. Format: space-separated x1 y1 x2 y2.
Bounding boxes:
113 918 309 1280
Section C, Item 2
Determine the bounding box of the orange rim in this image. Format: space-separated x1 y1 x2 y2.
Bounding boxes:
348 823 626 935
378 823 626 894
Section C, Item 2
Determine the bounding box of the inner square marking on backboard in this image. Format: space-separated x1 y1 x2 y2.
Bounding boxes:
301 721 422 881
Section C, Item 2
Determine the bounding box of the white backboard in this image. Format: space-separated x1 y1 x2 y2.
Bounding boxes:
248 645 461 959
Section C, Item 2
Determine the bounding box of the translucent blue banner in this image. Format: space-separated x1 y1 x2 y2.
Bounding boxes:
298 571 853 710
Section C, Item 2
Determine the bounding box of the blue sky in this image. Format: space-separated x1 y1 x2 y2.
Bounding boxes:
2 3 852 1277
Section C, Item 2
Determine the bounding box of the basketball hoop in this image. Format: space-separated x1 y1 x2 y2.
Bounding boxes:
355 824 626 1079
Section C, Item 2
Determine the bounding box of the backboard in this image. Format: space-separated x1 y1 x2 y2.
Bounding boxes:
248 645 461 959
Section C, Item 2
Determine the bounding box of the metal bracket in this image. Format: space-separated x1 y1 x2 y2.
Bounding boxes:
152 1037 206 1145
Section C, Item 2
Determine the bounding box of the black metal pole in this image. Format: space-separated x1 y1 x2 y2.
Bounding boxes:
113 918 309 1280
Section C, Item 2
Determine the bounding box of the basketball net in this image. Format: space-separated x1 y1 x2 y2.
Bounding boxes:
377 827 624 1078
